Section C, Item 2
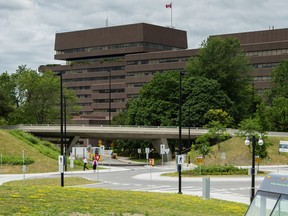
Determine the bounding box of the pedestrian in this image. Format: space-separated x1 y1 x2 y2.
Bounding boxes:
92 157 98 172
83 157 89 170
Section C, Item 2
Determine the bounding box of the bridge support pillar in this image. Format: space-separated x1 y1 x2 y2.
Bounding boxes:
66 136 80 155
152 138 171 162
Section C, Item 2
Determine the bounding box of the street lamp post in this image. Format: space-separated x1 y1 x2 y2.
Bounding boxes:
108 69 111 125
64 97 67 172
245 135 263 203
59 73 64 187
178 71 185 194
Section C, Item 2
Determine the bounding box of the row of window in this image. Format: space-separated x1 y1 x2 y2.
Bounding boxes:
78 94 91 98
127 57 188 66
67 56 124 65
127 70 165 77
78 103 91 106
63 75 125 83
62 66 124 75
57 42 181 55
246 48 288 57
93 89 125 94
253 62 278 69
127 94 139 99
253 76 272 81
93 108 125 113
68 86 90 90
127 83 146 88
93 99 125 103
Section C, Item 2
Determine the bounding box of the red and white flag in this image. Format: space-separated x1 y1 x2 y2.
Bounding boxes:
166 3 172 8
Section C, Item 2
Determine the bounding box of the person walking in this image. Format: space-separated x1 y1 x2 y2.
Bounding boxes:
83 157 89 170
92 157 98 172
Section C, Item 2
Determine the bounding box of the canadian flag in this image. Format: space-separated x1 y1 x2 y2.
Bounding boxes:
166 3 172 8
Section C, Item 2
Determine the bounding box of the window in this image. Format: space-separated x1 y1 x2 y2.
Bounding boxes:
246 191 280 216
271 195 288 216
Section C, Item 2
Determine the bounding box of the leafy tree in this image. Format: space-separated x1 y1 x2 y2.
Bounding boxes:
269 60 288 99
182 76 233 127
203 109 234 128
126 71 233 127
127 71 179 126
267 97 288 131
185 37 253 123
0 91 14 124
255 102 271 131
1 65 78 125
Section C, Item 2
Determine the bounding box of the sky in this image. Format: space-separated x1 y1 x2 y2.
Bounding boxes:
1 0 288 73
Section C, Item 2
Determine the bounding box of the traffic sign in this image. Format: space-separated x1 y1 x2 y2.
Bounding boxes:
95 155 100 161
160 144 165 155
145 148 150 154
58 155 64 173
196 156 204 164
177 155 184 165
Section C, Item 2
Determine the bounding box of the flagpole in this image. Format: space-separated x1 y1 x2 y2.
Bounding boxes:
171 2 173 28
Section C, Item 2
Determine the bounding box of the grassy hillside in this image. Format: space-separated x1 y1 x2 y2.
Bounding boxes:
0 130 60 173
190 136 288 166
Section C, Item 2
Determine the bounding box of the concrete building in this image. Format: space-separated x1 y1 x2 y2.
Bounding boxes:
39 23 288 124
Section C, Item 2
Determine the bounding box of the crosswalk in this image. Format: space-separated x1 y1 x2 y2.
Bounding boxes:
86 180 249 198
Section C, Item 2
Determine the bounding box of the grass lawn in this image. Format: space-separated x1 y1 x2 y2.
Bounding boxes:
0 178 247 216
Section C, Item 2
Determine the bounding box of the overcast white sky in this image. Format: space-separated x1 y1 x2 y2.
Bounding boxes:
1 0 288 73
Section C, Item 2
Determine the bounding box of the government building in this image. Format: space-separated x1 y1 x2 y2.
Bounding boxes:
39 23 288 125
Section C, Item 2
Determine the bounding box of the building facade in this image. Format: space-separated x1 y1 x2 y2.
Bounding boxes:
39 23 288 124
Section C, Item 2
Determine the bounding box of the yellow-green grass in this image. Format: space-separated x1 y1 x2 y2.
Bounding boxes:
190 136 288 166
0 178 247 216
4 176 96 187
0 130 85 174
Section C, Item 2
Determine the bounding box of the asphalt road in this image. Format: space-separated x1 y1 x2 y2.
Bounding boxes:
66 165 263 205
2 158 288 205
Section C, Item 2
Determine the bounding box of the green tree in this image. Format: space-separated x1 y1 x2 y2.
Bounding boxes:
126 71 232 127
182 76 233 127
267 97 288 131
269 60 288 99
203 109 234 128
185 37 253 123
127 71 179 126
1 66 78 125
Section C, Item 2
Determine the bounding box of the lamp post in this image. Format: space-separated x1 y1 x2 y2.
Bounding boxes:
245 135 263 203
108 69 111 125
59 73 64 187
178 71 185 194
64 96 67 172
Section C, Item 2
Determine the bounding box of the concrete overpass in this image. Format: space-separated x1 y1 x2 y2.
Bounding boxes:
3 125 288 161
14 125 211 140
5 125 216 161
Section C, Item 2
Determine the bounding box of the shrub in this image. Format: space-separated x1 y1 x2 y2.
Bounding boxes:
183 165 248 176
0 154 34 165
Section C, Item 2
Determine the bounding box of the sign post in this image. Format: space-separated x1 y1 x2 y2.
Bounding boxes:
196 156 204 175
58 155 64 174
160 144 165 166
138 148 141 159
145 148 150 165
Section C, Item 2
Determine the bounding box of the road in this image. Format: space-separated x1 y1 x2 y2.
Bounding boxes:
1 161 288 205
65 164 263 205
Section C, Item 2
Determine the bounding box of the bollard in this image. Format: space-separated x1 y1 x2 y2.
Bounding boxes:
202 177 210 199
